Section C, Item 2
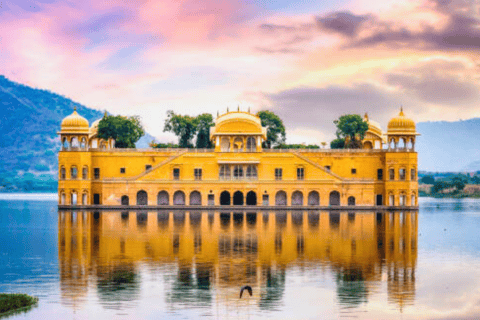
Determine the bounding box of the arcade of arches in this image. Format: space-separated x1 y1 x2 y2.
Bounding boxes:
104 189 411 207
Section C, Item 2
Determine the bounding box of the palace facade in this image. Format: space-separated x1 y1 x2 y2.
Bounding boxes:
58 108 419 208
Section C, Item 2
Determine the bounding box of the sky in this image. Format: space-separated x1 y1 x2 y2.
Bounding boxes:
1 0 480 144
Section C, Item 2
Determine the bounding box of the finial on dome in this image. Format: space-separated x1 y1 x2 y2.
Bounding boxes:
399 106 404 116
217 111 219 117
237 105 240 111
104 110 108 118
364 112 369 121
227 107 229 112
74 106 77 112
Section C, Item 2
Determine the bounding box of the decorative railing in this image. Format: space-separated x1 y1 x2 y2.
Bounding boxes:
68 147 414 153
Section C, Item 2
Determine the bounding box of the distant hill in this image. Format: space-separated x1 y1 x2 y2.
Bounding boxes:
0 75 153 192
416 118 480 172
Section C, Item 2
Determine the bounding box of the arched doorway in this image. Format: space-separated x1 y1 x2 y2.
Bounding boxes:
291 191 303 206
246 191 257 205
173 191 185 205
275 191 287 206
348 196 356 206
220 191 231 205
308 191 319 206
363 141 373 149
190 191 202 205
233 191 244 205
121 195 129 205
157 191 169 205
329 191 340 206
137 190 148 205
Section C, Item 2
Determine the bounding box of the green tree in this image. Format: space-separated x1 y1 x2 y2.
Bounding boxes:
452 175 467 192
330 138 345 149
420 175 435 184
257 110 286 149
98 115 145 148
194 113 214 148
432 181 451 194
333 114 369 149
163 111 197 148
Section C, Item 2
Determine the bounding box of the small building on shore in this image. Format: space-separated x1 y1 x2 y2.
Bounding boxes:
57 108 419 208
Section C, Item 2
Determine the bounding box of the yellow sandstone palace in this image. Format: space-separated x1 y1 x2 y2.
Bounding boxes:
58 108 419 208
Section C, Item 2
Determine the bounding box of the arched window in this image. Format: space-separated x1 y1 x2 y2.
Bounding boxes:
60 166 66 180
308 191 319 206
71 191 77 205
411 193 416 206
157 191 169 205
329 191 340 206
291 191 303 206
233 191 244 205
410 168 416 181
246 165 257 180
173 191 185 205
363 141 373 149
189 191 202 205
100 141 107 149
91 139 98 149
275 191 287 206
398 138 406 149
220 191 231 205
406 138 413 150
121 195 129 205
374 140 381 149
82 192 88 205
233 137 243 152
137 190 148 205
62 138 69 150
348 196 356 206
246 191 257 205
221 137 230 152
82 166 88 179
80 137 87 149
389 138 395 149
389 194 395 206
60 191 66 205
233 165 243 180
246 137 256 152
71 166 78 179
399 168 406 180
71 137 79 148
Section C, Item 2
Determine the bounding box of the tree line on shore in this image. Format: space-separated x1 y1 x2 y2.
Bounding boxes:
97 109 369 150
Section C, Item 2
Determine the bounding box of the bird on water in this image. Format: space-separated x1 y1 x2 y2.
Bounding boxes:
240 285 252 298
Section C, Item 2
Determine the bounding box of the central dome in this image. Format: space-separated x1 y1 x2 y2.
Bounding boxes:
211 111 266 137
61 108 89 133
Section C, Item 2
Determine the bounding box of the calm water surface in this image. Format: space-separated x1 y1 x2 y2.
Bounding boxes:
1 196 480 319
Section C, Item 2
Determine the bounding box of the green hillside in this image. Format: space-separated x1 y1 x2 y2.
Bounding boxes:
0 76 153 192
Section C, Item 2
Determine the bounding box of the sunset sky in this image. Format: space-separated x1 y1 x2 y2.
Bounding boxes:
1 0 480 144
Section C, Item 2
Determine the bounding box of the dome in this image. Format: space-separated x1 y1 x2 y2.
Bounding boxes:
60 108 89 133
210 110 266 138
387 108 417 135
364 113 383 137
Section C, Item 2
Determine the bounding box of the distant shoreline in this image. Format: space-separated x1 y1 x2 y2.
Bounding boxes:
0 193 57 201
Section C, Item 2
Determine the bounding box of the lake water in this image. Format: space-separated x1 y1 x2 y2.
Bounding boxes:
1 196 480 319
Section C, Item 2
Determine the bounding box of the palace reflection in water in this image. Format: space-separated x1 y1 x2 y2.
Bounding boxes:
58 210 417 314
